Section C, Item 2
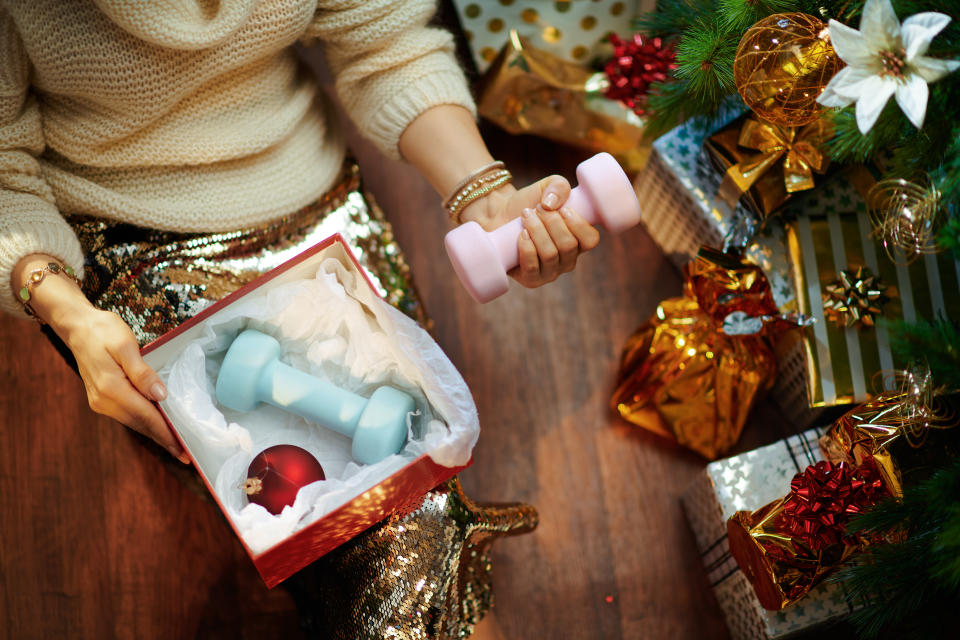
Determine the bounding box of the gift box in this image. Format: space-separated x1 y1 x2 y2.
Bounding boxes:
633 111 758 264
633 113 823 426
141 235 477 587
785 174 960 407
453 0 644 73
703 116 831 221
477 31 650 172
611 247 794 460
682 428 854 640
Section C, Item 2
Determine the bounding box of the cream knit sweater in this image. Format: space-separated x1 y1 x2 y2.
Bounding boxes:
0 0 475 315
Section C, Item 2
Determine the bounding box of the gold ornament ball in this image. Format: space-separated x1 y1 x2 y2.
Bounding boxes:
734 13 841 127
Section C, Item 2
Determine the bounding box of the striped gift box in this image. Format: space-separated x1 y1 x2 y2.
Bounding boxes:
785 174 960 407
681 428 853 640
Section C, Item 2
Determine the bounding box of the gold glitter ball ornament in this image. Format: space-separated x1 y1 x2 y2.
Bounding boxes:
734 13 841 127
822 266 890 328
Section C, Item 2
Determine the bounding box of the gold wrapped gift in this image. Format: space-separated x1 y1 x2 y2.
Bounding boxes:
820 380 960 498
727 460 887 610
610 247 795 459
478 30 650 173
729 386 960 611
705 115 831 219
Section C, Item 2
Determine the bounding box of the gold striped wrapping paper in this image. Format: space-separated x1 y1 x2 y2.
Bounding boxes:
786 177 960 407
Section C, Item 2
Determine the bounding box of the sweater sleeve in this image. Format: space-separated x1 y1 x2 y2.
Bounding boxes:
0 10 84 316
303 0 476 160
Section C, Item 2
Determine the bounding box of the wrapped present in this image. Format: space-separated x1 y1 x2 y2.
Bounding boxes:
820 378 960 497
704 115 831 220
477 31 650 172
632 109 766 267
611 247 798 459
682 428 855 640
452 0 644 73
728 385 960 611
727 460 888 611
785 173 960 407
633 112 827 426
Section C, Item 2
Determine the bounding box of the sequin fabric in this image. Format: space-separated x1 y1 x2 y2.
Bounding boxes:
68 162 428 346
60 160 538 639
288 477 538 639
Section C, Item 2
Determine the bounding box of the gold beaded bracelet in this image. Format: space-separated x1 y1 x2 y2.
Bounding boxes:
443 161 514 224
17 260 81 322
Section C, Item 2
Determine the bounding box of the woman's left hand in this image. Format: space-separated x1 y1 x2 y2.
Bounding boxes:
459 175 600 288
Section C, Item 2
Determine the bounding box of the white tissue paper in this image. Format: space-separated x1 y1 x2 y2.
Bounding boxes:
158 257 479 554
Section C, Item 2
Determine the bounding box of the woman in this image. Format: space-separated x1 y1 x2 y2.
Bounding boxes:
0 1 596 636
1 0 598 461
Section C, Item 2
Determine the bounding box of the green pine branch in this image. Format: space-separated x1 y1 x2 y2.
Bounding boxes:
886 318 960 391
837 458 960 639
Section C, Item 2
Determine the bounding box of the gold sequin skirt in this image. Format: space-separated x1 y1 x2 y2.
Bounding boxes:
51 160 537 640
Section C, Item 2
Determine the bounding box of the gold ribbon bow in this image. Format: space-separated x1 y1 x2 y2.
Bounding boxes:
720 117 831 204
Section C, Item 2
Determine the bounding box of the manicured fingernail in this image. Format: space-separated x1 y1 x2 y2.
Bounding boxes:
560 207 574 219
151 382 167 402
542 192 559 209
522 207 535 218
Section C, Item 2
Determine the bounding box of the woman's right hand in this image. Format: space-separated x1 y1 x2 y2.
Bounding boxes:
13 254 189 463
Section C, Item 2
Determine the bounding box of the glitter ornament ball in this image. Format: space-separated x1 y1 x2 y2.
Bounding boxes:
733 13 841 127
244 445 325 515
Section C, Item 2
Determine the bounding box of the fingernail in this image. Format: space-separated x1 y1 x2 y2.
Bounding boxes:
150 382 167 402
178 452 191 465
560 207 574 219
520 229 530 241
522 207 535 219
542 192 559 209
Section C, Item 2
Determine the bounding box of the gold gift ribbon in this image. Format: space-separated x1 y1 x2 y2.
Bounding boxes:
717 118 831 209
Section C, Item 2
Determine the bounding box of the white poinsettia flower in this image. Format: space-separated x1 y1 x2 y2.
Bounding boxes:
816 0 960 133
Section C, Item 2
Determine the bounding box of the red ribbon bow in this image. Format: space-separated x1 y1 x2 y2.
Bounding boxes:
604 34 676 117
779 460 887 551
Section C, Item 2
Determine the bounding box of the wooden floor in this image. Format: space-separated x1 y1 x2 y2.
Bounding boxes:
0 23 848 640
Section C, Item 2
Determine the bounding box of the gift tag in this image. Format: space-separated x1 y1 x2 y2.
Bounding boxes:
722 311 764 336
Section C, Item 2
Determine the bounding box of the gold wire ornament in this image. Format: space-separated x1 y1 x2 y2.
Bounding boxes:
733 13 842 127
870 367 957 450
867 177 943 264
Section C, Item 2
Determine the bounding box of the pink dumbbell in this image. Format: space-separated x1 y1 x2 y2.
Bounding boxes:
444 152 642 303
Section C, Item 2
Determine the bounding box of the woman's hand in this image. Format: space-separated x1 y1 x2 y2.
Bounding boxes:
397 105 600 289
13 255 188 463
460 176 600 288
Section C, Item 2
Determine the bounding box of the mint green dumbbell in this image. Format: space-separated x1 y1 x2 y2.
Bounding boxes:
216 329 413 464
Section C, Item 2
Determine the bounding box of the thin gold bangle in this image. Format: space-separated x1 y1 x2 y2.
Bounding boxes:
445 168 513 224
17 261 81 323
448 174 514 223
444 161 505 206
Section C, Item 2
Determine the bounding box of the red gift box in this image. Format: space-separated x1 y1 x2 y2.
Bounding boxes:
141 235 472 587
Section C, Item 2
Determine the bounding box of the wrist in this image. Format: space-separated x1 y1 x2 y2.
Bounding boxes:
458 183 516 229
12 253 92 333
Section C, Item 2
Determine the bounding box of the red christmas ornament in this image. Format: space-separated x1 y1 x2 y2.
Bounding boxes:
244 445 325 515
604 34 677 117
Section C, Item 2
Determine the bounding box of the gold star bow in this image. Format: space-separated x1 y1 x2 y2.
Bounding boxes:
822 266 890 328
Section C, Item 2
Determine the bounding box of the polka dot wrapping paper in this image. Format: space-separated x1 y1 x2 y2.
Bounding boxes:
453 0 649 73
